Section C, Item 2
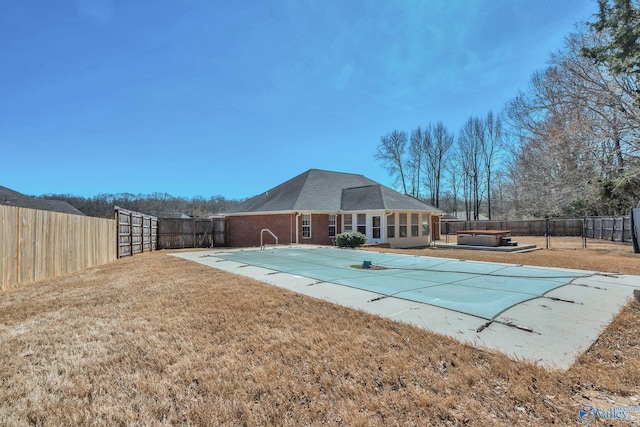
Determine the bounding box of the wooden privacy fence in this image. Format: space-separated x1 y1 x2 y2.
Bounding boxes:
442 219 562 236
157 217 228 249
585 216 632 242
115 206 157 258
441 216 632 243
1 204 117 291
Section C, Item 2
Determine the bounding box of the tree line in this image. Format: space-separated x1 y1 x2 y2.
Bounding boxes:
375 113 501 220
43 193 242 219
376 0 640 219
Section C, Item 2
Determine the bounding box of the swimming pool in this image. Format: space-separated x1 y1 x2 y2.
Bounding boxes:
211 246 587 321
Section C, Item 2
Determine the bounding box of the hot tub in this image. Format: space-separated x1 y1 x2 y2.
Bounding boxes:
456 230 512 247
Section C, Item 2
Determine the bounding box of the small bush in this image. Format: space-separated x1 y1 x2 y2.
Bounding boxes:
336 232 367 248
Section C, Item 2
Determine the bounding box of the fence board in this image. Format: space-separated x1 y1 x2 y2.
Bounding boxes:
1 205 117 291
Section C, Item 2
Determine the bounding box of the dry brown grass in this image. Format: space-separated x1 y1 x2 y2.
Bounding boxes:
0 240 639 426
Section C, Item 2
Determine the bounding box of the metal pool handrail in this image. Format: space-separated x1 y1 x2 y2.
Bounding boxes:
260 229 278 250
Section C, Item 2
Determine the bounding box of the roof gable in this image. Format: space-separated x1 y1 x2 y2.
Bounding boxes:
341 185 384 210
342 184 439 211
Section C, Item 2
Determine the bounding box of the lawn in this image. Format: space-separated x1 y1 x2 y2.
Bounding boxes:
0 238 638 426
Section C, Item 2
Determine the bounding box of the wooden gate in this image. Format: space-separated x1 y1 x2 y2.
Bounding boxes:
115 206 157 258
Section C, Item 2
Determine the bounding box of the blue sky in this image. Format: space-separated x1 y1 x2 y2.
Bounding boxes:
1 0 597 200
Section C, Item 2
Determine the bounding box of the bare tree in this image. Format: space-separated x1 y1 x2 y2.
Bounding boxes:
482 111 502 219
375 130 409 194
504 25 640 216
421 125 437 205
443 151 463 215
419 122 454 207
407 127 424 197
458 117 485 219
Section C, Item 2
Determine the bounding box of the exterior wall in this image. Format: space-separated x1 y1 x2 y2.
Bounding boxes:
228 211 435 248
385 212 432 249
228 214 296 247
341 211 385 244
300 214 335 245
340 211 433 248
386 235 430 248
227 213 338 247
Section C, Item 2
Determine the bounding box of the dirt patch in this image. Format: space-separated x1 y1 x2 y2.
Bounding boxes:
0 242 639 426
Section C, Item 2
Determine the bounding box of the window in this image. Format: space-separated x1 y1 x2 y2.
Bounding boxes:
387 214 395 238
422 214 430 237
328 214 336 237
302 214 311 238
399 213 407 237
343 214 352 232
372 215 381 239
411 213 419 237
357 214 366 234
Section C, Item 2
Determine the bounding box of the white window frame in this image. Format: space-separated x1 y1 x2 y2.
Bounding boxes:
372 215 381 239
399 213 407 237
411 213 419 237
302 214 311 239
343 214 353 232
328 214 336 237
387 213 395 238
357 214 366 234
422 214 430 237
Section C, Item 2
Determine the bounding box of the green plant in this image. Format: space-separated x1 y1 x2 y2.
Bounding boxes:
336 232 367 248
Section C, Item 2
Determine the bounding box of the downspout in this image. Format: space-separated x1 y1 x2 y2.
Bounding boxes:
295 212 301 244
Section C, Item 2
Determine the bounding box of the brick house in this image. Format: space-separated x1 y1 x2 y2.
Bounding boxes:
225 169 442 248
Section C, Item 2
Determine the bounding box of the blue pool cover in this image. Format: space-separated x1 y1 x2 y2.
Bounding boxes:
215 247 589 320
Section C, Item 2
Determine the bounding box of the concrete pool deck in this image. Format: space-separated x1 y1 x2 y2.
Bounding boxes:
172 246 640 370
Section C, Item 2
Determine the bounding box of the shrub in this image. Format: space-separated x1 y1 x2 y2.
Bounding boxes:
336 232 368 248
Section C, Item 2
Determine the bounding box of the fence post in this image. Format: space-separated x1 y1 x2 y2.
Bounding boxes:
127 211 132 256
582 217 587 249
611 217 615 242
445 222 450 244
545 218 550 249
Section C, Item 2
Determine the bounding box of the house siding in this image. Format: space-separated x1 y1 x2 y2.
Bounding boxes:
227 213 338 247
301 214 331 245
385 212 433 248
228 214 295 247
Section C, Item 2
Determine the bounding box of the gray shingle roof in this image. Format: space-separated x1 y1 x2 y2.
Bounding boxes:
342 185 440 211
229 169 441 213
0 186 85 216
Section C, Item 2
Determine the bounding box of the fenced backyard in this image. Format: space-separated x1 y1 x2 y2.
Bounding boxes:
4 206 633 292
1 204 117 290
2 205 229 290
441 216 633 247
